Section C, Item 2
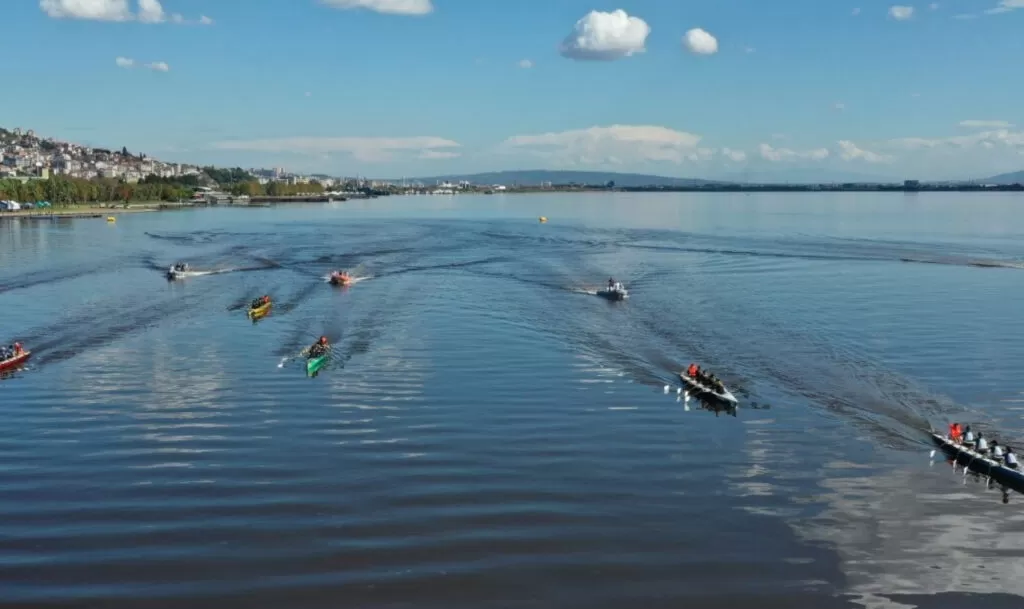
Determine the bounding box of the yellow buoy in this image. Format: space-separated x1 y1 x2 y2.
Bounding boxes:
539 216 547 223
106 216 116 222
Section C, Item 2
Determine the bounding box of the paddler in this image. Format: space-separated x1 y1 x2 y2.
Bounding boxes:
308 336 330 358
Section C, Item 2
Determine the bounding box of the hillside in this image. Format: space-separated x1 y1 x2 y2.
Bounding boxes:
981 170 1024 185
409 170 723 188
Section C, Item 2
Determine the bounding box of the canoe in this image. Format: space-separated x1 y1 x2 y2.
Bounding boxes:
307 354 328 376
248 301 272 319
931 433 1024 494
0 350 31 373
679 373 739 406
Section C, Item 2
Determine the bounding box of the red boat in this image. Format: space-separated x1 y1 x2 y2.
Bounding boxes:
0 350 31 373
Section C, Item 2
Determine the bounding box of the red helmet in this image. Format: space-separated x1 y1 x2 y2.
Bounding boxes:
319 336 328 344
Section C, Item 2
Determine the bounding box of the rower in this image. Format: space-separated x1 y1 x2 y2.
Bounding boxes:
686 363 698 378
1005 447 1019 470
975 433 989 454
309 336 330 358
949 422 963 443
963 426 975 445
991 440 1004 459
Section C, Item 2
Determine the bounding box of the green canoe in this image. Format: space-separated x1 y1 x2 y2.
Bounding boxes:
306 354 328 376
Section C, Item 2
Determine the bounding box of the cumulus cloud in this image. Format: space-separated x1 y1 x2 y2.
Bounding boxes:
502 124 711 166
721 148 747 162
115 56 134 68
41 0 132 21
960 120 1014 128
137 0 164 22
41 0 209 23
758 143 830 162
682 28 718 55
889 5 914 19
559 9 650 61
885 129 1024 151
419 150 461 160
210 136 460 163
518 59 534 69
838 140 891 163
146 61 170 72
319 0 433 16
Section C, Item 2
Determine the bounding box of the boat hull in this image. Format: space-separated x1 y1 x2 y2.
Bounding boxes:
597 289 628 301
248 302 272 319
931 433 1024 494
680 373 738 405
0 351 31 373
307 355 327 376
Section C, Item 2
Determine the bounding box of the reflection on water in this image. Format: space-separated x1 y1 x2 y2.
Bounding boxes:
1 194 1023 607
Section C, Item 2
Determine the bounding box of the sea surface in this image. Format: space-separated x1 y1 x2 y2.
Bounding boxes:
2 193 1024 609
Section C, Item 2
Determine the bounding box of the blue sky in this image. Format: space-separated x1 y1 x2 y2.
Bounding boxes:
6 0 1024 180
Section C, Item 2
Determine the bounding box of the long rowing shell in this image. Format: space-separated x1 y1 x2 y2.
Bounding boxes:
931 433 1024 494
679 373 739 406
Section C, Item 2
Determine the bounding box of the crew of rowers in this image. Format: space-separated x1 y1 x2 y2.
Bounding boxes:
948 423 1019 469
0 343 25 361
172 263 189 272
685 363 726 394
250 295 270 310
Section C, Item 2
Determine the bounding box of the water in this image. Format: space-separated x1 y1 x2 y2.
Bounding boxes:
2 193 1024 608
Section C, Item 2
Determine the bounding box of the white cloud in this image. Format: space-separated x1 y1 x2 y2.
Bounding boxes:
960 120 1014 128
419 150 461 160
889 5 915 19
518 59 534 69
304 91 313 97
199 14 213 25
985 0 1024 14
929 2 939 9
954 13 977 18
834 102 846 111
319 0 433 16
115 56 135 68
145 61 170 72
744 46 756 53
759 143 830 162
502 125 708 166
682 28 718 55
852 7 862 15
722 148 747 162
137 0 164 22
559 9 650 61
40 0 132 21
210 136 460 163
886 129 1024 151
838 140 891 163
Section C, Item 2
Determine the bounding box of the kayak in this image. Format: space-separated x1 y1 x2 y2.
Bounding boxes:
931 433 1024 494
248 301 272 320
597 285 629 300
679 372 739 406
307 354 328 376
0 350 31 373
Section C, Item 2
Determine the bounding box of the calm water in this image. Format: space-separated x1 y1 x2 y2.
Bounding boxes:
2 193 1024 609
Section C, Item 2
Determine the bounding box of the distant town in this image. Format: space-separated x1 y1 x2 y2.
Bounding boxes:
1 126 1022 210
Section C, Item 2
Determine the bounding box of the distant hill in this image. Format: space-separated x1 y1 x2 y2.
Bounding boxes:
980 170 1024 185
714 168 900 184
408 170 723 188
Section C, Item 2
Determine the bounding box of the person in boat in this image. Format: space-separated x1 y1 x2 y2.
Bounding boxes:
949 422 963 443
975 433 989 454
1005 447 1019 470
962 426 975 445
991 440 1004 459
686 363 698 378
0 346 10 361
714 379 726 394
608 278 615 290
13 342 22 356
250 297 262 310
308 336 330 358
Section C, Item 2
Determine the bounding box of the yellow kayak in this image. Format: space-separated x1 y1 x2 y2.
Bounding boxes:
248 300 272 319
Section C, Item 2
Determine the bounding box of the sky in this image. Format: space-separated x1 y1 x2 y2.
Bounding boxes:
5 0 1024 180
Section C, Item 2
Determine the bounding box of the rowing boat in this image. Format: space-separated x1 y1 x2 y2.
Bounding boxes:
597 284 629 301
0 350 31 373
679 373 739 406
931 433 1024 494
307 354 328 376
248 301 272 320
